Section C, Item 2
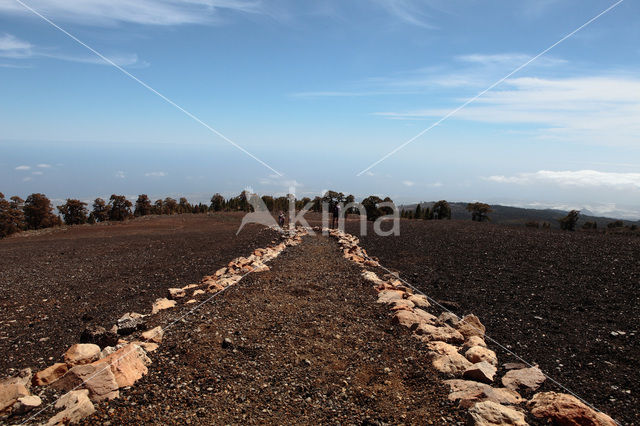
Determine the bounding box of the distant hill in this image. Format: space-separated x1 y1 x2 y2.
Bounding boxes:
399 202 640 229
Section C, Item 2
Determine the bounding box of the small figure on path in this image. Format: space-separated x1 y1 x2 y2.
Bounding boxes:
278 211 286 228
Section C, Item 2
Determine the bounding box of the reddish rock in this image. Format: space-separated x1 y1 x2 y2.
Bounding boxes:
33 363 68 386
528 391 617 426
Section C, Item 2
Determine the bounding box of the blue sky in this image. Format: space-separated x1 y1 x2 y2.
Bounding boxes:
1 0 639 218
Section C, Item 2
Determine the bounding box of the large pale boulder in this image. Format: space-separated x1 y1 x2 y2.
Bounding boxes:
444 379 524 406
427 341 473 375
167 288 186 299
528 392 617 426
94 343 150 388
407 294 430 309
151 298 176 314
141 326 164 343
1 368 32 389
468 400 528 426
33 363 69 386
455 314 486 339
377 289 405 304
0 382 29 413
437 312 460 327
12 395 42 415
392 310 421 329
463 361 497 384
46 389 95 425
463 336 487 349
389 299 415 311
465 346 498 366
502 367 546 391
414 324 464 344
414 308 437 324
64 344 101 366
52 363 119 401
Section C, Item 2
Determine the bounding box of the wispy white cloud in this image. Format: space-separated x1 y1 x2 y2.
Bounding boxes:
369 0 437 28
0 33 31 58
0 33 147 67
144 171 167 177
485 170 640 190
15 165 31 170
456 53 567 68
0 0 263 27
115 170 126 178
22 176 33 182
36 163 51 168
375 76 640 146
402 180 415 187
291 52 567 98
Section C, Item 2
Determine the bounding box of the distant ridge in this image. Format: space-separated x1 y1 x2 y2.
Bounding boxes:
399 202 640 229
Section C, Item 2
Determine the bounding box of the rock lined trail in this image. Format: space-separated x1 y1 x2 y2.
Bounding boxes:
80 234 465 424
1 224 620 424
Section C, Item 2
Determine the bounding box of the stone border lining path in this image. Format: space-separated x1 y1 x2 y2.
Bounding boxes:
327 228 618 426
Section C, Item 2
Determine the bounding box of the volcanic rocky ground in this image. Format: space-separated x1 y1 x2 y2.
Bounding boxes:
348 219 640 425
0 214 277 375
1 214 638 424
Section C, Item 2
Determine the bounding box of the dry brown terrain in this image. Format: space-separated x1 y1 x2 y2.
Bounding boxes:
349 219 640 425
2 214 637 424
0 213 277 375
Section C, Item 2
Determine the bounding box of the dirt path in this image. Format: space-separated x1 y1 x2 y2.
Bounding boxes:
79 234 465 424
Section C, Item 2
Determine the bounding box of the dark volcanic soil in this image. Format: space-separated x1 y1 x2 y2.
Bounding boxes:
0 214 277 375
349 219 640 425
78 235 465 425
